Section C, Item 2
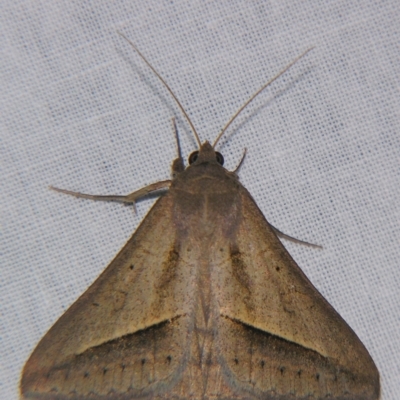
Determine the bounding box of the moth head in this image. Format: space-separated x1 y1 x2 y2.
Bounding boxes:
188 141 224 166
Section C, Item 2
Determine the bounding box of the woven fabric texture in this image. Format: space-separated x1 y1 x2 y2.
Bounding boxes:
2 1 399 399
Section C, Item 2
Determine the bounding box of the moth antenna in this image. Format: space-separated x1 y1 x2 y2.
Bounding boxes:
117 31 202 148
213 47 314 148
171 117 185 176
233 148 247 174
172 117 183 161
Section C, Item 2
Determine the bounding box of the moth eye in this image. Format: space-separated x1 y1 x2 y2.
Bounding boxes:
188 150 224 165
215 152 224 165
188 151 199 164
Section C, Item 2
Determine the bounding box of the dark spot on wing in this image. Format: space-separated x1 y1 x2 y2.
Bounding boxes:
230 245 251 292
157 246 180 291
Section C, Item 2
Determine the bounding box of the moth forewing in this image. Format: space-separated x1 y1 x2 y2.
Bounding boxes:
21 37 379 400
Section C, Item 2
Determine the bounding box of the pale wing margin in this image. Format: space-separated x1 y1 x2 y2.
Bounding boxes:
21 193 194 399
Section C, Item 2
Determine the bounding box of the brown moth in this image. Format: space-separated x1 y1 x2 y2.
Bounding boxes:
21 35 380 400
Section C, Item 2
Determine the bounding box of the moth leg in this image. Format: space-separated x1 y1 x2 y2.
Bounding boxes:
50 180 172 210
232 148 247 174
270 223 322 249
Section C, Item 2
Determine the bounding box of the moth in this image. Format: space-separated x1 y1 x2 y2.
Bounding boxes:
21 35 380 399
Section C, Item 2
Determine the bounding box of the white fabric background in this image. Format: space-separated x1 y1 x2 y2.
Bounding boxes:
1 1 399 399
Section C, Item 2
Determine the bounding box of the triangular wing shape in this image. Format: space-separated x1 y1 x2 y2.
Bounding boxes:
212 187 380 399
21 194 198 399
21 156 380 400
